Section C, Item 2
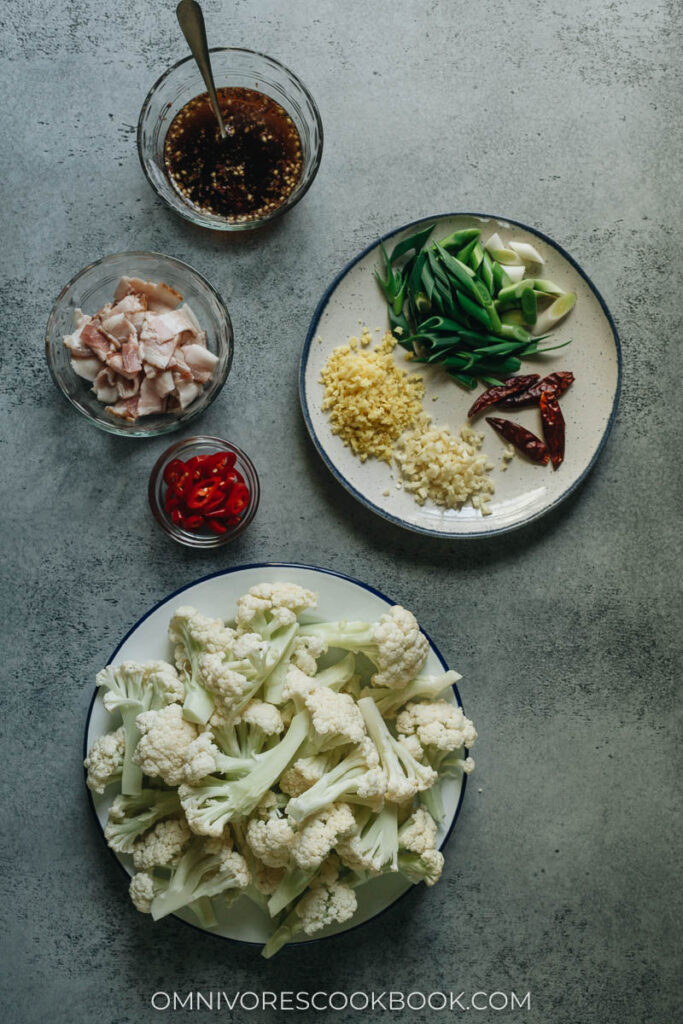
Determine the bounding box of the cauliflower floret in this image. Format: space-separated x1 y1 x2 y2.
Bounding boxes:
398 732 425 761
198 652 253 713
280 755 329 797
203 838 251 891
236 583 317 634
129 871 159 913
252 859 285 895
371 606 429 689
336 803 398 875
169 607 237 670
132 816 192 870
133 704 218 786
291 803 357 870
397 807 437 855
237 699 284 738
295 861 357 935
396 700 477 753
282 667 366 750
282 664 318 703
306 688 366 748
399 847 444 887
291 634 328 676
246 793 296 868
84 726 125 793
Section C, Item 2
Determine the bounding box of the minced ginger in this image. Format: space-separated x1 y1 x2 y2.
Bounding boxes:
320 328 424 463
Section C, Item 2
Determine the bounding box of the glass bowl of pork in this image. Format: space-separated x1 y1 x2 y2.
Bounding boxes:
45 251 233 437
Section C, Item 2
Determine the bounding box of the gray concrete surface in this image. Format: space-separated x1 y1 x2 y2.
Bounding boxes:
1 1 681 1021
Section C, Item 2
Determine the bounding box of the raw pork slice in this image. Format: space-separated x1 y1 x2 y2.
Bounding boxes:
70 357 102 382
81 322 113 361
182 344 219 383
137 378 165 417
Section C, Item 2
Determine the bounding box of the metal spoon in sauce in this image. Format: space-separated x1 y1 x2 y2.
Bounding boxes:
176 0 227 140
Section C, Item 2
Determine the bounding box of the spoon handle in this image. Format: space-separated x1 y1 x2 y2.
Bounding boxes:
176 0 227 138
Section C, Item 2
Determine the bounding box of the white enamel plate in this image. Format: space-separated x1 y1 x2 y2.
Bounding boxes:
300 213 621 537
85 563 468 946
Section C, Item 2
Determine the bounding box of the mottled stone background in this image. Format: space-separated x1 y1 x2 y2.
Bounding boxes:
1 1 681 1021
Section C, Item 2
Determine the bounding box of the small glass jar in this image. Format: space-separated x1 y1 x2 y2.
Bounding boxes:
137 47 323 230
148 436 260 548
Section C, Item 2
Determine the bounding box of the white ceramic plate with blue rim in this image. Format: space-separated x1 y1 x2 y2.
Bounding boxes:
84 563 468 946
300 213 621 538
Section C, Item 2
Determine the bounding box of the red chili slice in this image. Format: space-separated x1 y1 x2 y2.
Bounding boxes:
164 491 182 514
206 452 237 475
182 514 205 530
225 482 250 516
206 518 228 534
186 480 223 510
163 458 186 486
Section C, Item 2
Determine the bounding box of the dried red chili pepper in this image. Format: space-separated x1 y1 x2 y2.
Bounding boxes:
496 371 575 409
467 374 540 418
486 417 550 465
539 390 565 469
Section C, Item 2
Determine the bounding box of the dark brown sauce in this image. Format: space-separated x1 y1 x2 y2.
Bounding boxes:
164 86 303 222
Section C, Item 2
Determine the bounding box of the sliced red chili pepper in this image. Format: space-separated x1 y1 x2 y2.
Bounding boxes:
486 417 550 465
225 482 250 516
206 518 228 534
204 504 231 520
496 371 575 409
164 491 182 514
186 479 223 510
182 514 205 530
170 507 186 527
163 458 186 486
467 375 540 418
170 469 192 498
184 454 211 480
202 487 229 511
539 390 565 469
205 451 237 475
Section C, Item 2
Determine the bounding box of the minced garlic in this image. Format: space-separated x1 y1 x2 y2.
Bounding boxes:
320 330 424 463
394 415 495 515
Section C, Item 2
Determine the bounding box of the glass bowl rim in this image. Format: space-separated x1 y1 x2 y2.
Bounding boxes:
148 434 261 547
45 250 234 438
136 46 324 231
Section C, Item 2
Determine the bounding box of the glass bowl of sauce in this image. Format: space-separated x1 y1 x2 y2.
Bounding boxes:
138 48 323 230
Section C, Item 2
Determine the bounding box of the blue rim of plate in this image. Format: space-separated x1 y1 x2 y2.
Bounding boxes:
299 212 623 539
84 562 468 950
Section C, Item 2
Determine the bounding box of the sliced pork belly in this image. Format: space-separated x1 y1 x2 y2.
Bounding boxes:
150 370 175 397
105 396 139 421
140 337 177 370
116 374 140 400
100 312 136 347
70 356 102 382
181 344 219 383
121 340 142 375
173 375 202 409
92 368 118 404
137 378 166 417
168 347 193 380
64 321 92 358
81 322 113 361
115 276 182 311
109 293 147 318
106 351 141 380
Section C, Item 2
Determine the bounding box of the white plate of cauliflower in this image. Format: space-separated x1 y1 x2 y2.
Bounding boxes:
84 564 476 956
